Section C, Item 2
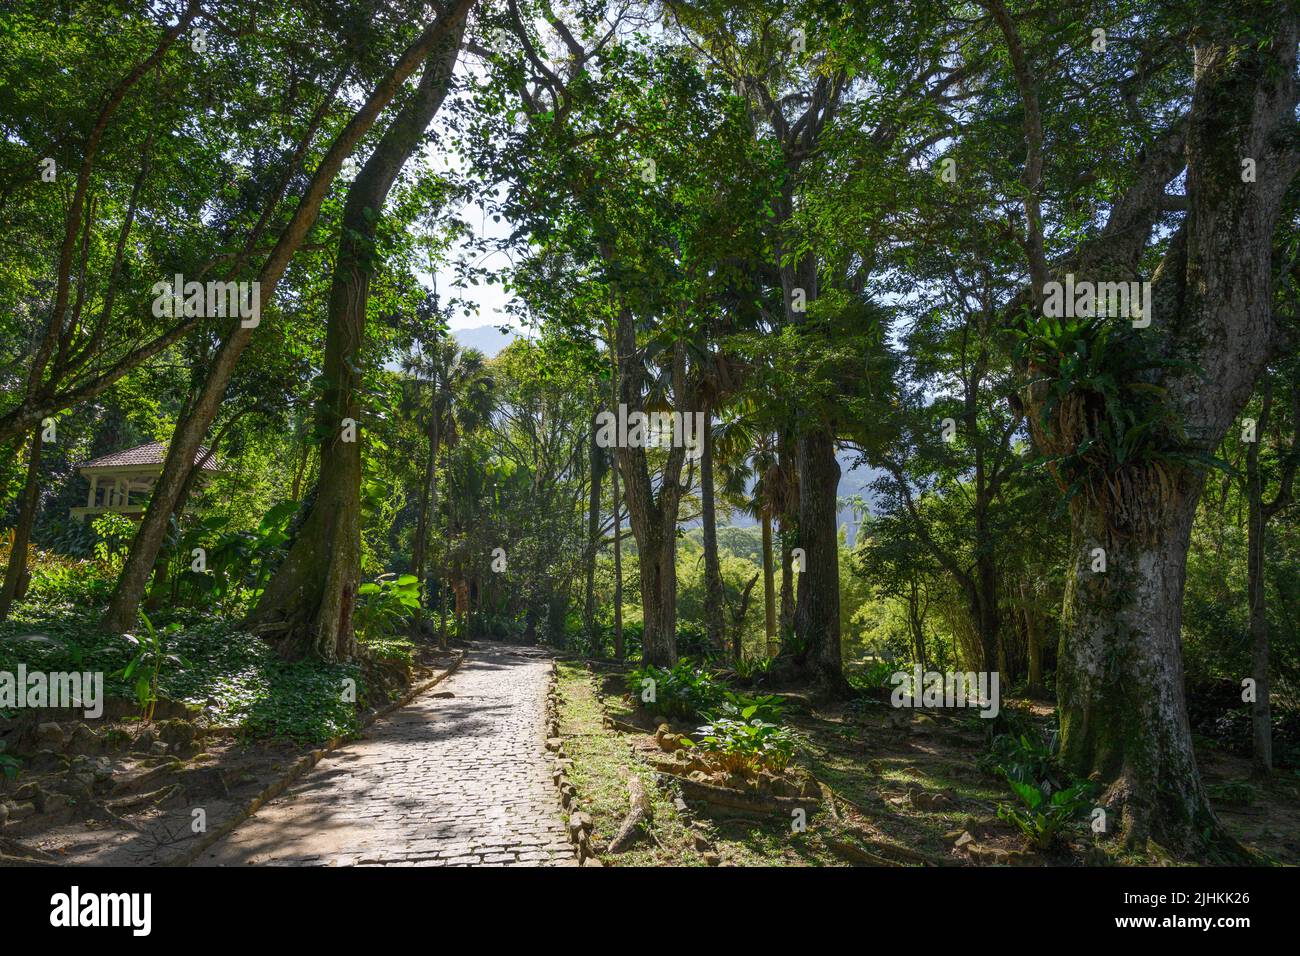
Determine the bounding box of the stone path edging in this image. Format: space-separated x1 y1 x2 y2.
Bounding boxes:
545 661 599 865
165 650 466 867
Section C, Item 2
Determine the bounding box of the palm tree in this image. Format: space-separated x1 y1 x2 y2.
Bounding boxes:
400 335 494 648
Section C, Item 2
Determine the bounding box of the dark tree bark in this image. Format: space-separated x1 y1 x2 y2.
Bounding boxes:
1013 10 1298 854
1244 374 1299 774
0 429 42 622
793 426 846 690
699 407 727 658
245 12 469 661
101 2 476 634
584 405 604 650
610 347 625 662
760 508 777 655
613 308 690 666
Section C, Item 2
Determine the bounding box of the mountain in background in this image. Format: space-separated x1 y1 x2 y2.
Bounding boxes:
453 322 882 541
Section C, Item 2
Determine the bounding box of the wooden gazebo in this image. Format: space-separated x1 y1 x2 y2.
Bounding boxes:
71 441 220 522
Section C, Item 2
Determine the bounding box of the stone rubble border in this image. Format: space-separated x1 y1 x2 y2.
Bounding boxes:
544 659 602 867
547 657 727 866
164 649 466 867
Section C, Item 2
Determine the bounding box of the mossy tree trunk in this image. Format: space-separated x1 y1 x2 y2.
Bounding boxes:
101 3 475 635
246 13 468 661
1056 485 1218 850
1015 9 1297 855
0 429 42 622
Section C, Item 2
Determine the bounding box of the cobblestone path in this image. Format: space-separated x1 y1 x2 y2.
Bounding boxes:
199 643 575 867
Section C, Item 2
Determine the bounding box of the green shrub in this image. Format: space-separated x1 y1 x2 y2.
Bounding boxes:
852 658 900 691
354 573 420 640
625 658 724 719
91 513 137 569
360 635 416 665
114 611 185 722
710 690 785 725
733 654 775 681
981 728 1066 793
997 779 1097 850
686 716 797 774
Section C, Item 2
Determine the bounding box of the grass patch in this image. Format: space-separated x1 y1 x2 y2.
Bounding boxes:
556 661 707 866
556 661 849 866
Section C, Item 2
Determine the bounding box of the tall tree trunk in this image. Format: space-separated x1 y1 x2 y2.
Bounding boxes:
584 406 603 651
794 428 845 689
143 441 211 611
778 438 797 644
1056 488 1218 851
411 396 441 642
612 308 689 666
976 553 1000 677
1243 375 1299 775
245 15 467 661
435 438 450 651
1246 439 1270 774
699 408 726 658
760 509 776 656
779 523 795 644
100 2 475 634
1021 581 1042 697
908 578 927 670
778 214 844 687
291 433 311 501
1011 8 1296 856
610 347 625 663
0 429 42 622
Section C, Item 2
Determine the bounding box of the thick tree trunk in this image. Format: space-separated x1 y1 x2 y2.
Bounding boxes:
1057 487 1222 852
699 409 726 658
1013 9 1295 857
246 16 467 661
636 524 679 667
612 307 689 666
0 429 42 622
100 2 475 634
794 427 845 689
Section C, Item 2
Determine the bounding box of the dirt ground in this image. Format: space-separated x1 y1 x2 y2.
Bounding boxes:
562 663 1300 867
0 649 459 866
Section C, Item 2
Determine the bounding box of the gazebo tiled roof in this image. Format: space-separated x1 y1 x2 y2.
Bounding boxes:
81 441 220 471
